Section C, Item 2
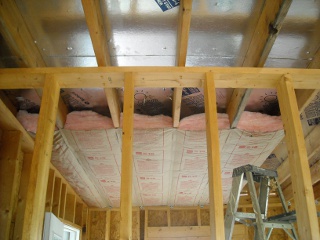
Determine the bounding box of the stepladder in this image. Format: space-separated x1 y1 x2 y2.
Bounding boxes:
224 164 300 240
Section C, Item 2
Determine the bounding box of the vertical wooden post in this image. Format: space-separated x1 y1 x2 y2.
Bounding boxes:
0 130 23 239
52 177 62 217
23 74 60 240
119 72 134 240
277 75 320 239
65 193 76 223
204 72 225 239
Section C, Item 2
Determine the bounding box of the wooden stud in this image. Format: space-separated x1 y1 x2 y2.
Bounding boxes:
204 72 225 239
81 0 121 128
23 74 60 240
227 0 292 128
52 177 62 217
144 209 149 238
0 131 23 239
277 75 320 239
13 153 32 240
59 183 67 219
119 72 134 240
65 193 76 223
0 91 17 116
45 169 55 212
197 207 201 226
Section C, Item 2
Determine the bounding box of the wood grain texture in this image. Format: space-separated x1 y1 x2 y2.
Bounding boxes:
119 72 135 239
23 74 60 240
204 72 225 239
277 75 320 239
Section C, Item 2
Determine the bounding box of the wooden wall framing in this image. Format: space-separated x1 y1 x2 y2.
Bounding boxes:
0 66 320 239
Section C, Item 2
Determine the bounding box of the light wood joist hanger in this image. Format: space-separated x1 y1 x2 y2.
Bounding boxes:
0 67 320 90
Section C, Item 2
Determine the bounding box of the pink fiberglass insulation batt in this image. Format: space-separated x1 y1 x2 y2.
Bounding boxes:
64 111 114 130
17 110 283 132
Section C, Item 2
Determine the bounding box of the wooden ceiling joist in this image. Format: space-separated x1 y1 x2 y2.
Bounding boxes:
227 0 292 128
0 0 68 129
1 67 320 89
82 0 121 128
173 0 193 127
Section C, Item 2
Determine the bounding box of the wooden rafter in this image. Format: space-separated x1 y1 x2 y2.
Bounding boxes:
227 0 292 128
173 0 193 127
82 0 121 128
0 0 68 129
277 75 319 239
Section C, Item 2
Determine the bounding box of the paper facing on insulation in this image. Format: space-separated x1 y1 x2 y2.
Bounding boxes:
52 127 284 208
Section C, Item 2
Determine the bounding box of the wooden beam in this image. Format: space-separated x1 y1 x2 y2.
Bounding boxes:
81 0 121 128
0 131 23 239
0 97 34 153
227 0 292 128
75 202 84 226
119 72 134 240
204 72 225 239
277 75 319 239
1 67 320 89
23 74 60 240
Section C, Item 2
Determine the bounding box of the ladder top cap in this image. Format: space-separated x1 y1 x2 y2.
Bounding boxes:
232 164 278 178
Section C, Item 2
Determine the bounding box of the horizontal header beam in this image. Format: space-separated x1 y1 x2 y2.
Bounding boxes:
0 67 320 89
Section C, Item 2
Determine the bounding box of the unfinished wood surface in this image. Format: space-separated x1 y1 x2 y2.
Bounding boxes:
82 0 121 128
170 209 198 226
89 210 107 240
148 210 168 227
0 0 45 67
59 183 67 219
81 0 111 66
1 67 320 89
23 74 60 240
119 72 135 240
110 211 121 240
200 209 210 226
0 91 17 116
75 202 84 226
52 177 62 217
227 0 292 128
65 193 76 223
204 72 225 239
172 87 183 127
0 98 34 153
283 159 320 201
0 131 23 239
277 75 320 239
13 153 32 240
45 168 55 212
106 210 111 240
105 88 121 128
